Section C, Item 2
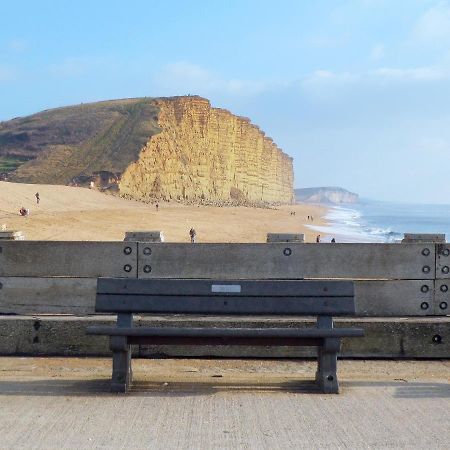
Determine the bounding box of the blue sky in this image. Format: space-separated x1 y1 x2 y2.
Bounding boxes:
1 0 450 203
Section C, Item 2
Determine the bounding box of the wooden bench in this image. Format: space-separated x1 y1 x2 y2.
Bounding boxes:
87 278 364 393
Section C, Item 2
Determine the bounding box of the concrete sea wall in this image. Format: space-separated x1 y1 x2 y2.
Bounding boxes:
0 241 449 357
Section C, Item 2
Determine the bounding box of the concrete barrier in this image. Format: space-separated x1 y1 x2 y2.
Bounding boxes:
0 241 137 277
124 231 165 242
266 233 304 243
402 233 445 243
0 278 436 317
0 231 24 241
0 240 448 358
0 315 448 358
137 243 435 280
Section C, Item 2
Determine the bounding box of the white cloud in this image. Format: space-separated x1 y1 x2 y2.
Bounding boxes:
153 62 269 96
0 66 16 82
305 34 350 48
414 137 450 157
48 57 89 77
370 44 385 61
414 1 450 43
48 56 115 78
8 39 27 52
374 66 449 81
301 65 450 90
304 70 361 84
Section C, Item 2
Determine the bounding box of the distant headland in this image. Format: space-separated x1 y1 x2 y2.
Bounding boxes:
295 187 359 204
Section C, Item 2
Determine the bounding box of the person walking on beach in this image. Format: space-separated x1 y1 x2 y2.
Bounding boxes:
155 203 159 211
35 192 40 204
189 227 196 243
316 235 321 243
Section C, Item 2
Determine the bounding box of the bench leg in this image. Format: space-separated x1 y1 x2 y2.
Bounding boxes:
315 338 340 394
110 336 132 393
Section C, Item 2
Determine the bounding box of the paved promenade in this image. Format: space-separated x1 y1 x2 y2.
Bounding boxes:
0 357 449 449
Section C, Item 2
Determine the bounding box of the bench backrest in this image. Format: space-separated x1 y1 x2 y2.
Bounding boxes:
96 278 355 316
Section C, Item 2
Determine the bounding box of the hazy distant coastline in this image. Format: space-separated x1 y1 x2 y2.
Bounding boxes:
295 187 359 205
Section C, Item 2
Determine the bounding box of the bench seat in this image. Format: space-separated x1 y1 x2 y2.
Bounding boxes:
87 326 364 339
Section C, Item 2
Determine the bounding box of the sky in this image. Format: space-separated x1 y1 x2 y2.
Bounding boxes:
1 0 450 203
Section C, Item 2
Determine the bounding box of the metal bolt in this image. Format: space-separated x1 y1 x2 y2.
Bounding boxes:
422 248 430 256
327 375 334 381
442 266 450 274
123 246 132 255
283 247 292 256
432 334 442 344
143 265 152 273
420 285 429 293
420 302 429 310
439 301 448 310
443 248 450 257
441 284 448 292
422 265 431 274
143 247 152 255
123 264 132 273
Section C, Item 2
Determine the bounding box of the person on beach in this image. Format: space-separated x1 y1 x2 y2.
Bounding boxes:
189 227 196 243
316 235 321 243
35 192 40 204
155 203 159 211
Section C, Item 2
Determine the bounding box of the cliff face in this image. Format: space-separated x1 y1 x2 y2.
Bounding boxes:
119 97 294 204
295 187 359 204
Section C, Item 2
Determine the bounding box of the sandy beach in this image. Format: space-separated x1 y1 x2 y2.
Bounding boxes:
0 182 328 242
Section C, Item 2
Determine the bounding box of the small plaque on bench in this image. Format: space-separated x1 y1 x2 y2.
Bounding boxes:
211 284 242 293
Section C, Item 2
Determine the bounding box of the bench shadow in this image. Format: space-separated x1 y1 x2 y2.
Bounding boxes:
0 379 448 398
0 378 322 397
344 381 450 399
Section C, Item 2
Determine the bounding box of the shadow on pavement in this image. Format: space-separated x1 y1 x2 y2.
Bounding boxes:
0 378 448 398
344 380 450 398
0 378 322 397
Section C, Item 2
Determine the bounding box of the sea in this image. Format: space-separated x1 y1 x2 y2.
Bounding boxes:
307 199 450 243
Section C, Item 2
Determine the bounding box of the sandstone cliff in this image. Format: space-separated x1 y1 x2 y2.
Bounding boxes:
119 97 294 204
1 96 294 204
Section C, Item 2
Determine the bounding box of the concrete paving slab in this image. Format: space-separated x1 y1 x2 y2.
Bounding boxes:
0 357 449 449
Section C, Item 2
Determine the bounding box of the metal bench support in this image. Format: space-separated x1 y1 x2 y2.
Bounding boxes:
315 316 340 393
110 313 133 393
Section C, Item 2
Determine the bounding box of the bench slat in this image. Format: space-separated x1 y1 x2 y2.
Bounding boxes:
86 326 364 338
96 294 356 315
97 278 354 296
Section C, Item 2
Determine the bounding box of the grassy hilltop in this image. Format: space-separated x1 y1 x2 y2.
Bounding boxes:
0 98 161 184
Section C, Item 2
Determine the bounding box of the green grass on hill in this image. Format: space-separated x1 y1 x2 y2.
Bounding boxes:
0 98 161 184
0 156 30 173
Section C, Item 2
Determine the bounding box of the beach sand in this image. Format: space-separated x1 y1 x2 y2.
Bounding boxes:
0 181 328 242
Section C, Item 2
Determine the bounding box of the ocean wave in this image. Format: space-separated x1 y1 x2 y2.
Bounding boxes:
314 206 402 243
